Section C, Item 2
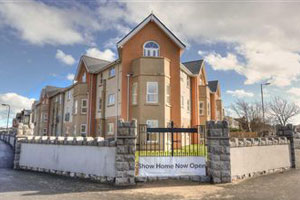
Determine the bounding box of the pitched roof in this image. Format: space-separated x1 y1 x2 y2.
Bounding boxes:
75 55 113 80
208 80 219 93
117 14 185 49
182 60 204 75
81 55 111 73
40 86 62 99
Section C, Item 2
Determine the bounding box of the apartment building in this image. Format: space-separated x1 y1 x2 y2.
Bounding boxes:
32 14 223 138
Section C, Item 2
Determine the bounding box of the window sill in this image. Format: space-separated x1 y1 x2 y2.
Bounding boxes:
145 103 160 106
107 104 115 107
146 140 159 144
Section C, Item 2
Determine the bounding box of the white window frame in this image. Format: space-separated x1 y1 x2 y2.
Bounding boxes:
146 82 158 103
109 67 115 78
166 84 170 105
132 82 138 105
187 99 190 112
108 94 115 106
146 120 159 143
143 41 160 57
67 90 71 100
81 99 88 114
80 124 87 135
43 128 47 134
199 101 204 116
107 123 114 135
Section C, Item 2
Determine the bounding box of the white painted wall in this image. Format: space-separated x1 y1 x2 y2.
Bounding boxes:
231 145 291 177
19 144 116 177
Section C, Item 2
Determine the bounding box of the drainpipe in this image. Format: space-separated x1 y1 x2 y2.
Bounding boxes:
126 73 133 121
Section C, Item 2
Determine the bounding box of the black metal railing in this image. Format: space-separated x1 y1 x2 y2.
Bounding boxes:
137 122 206 157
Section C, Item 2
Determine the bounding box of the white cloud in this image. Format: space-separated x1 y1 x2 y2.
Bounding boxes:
0 93 35 127
288 87 300 97
226 89 254 98
85 48 116 62
55 50 75 65
0 0 101 45
66 73 75 81
96 2 300 87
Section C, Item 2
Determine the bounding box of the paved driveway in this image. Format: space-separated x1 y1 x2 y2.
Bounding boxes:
0 168 300 200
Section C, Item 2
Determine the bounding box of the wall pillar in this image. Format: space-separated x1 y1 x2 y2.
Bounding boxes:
115 119 137 186
207 121 231 183
276 124 297 168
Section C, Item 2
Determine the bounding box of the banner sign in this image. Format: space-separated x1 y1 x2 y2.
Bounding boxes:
138 156 206 177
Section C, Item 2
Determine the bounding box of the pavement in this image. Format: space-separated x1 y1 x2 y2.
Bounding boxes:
1 140 300 200
0 140 13 168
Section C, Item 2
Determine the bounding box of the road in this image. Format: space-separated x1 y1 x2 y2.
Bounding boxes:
1 140 300 200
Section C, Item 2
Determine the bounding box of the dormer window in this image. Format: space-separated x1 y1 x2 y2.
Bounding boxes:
143 41 160 57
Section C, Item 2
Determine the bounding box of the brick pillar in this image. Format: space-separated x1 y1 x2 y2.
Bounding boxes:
207 121 231 183
276 124 297 168
115 119 137 186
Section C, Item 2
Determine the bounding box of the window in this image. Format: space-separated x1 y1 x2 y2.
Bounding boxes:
187 99 190 112
143 41 160 57
166 84 170 105
181 96 184 108
43 128 47 134
109 67 115 78
187 76 190 88
199 101 204 116
80 124 87 135
132 82 137 105
207 102 210 116
98 97 102 111
43 113 48 122
82 72 86 83
67 91 71 100
107 123 114 135
108 94 115 106
146 120 158 142
146 82 158 103
81 99 88 114
74 100 78 114
99 73 103 85
55 96 58 102
65 113 70 122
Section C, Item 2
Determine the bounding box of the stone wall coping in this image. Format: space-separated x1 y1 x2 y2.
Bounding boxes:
230 136 289 148
18 136 116 147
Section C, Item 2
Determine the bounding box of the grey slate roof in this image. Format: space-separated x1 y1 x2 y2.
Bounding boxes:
208 80 219 93
41 86 62 98
182 60 204 75
81 55 111 73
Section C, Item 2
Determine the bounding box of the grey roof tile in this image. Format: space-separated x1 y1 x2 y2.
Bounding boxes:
182 60 204 75
81 55 111 73
208 80 219 93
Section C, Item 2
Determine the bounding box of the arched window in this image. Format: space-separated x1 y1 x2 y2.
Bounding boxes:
143 41 160 57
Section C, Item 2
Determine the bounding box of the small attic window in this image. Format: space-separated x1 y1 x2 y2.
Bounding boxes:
143 41 160 57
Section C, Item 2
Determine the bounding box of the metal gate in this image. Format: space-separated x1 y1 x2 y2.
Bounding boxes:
137 121 206 157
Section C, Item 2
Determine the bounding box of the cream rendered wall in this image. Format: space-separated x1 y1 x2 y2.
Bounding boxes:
231 145 291 178
180 70 191 128
19 143 116 177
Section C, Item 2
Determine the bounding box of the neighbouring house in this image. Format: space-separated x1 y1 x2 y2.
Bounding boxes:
31 14 224 138
12 109 34 135
224 116 240 130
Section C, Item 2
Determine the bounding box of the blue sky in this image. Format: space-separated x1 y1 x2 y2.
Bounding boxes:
0 0 300 126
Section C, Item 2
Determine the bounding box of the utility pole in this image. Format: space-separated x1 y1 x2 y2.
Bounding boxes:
261 83 270 124
1 104 10 133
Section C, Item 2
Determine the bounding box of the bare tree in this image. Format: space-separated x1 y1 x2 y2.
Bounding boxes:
231 99 263 132
268 96 300 126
